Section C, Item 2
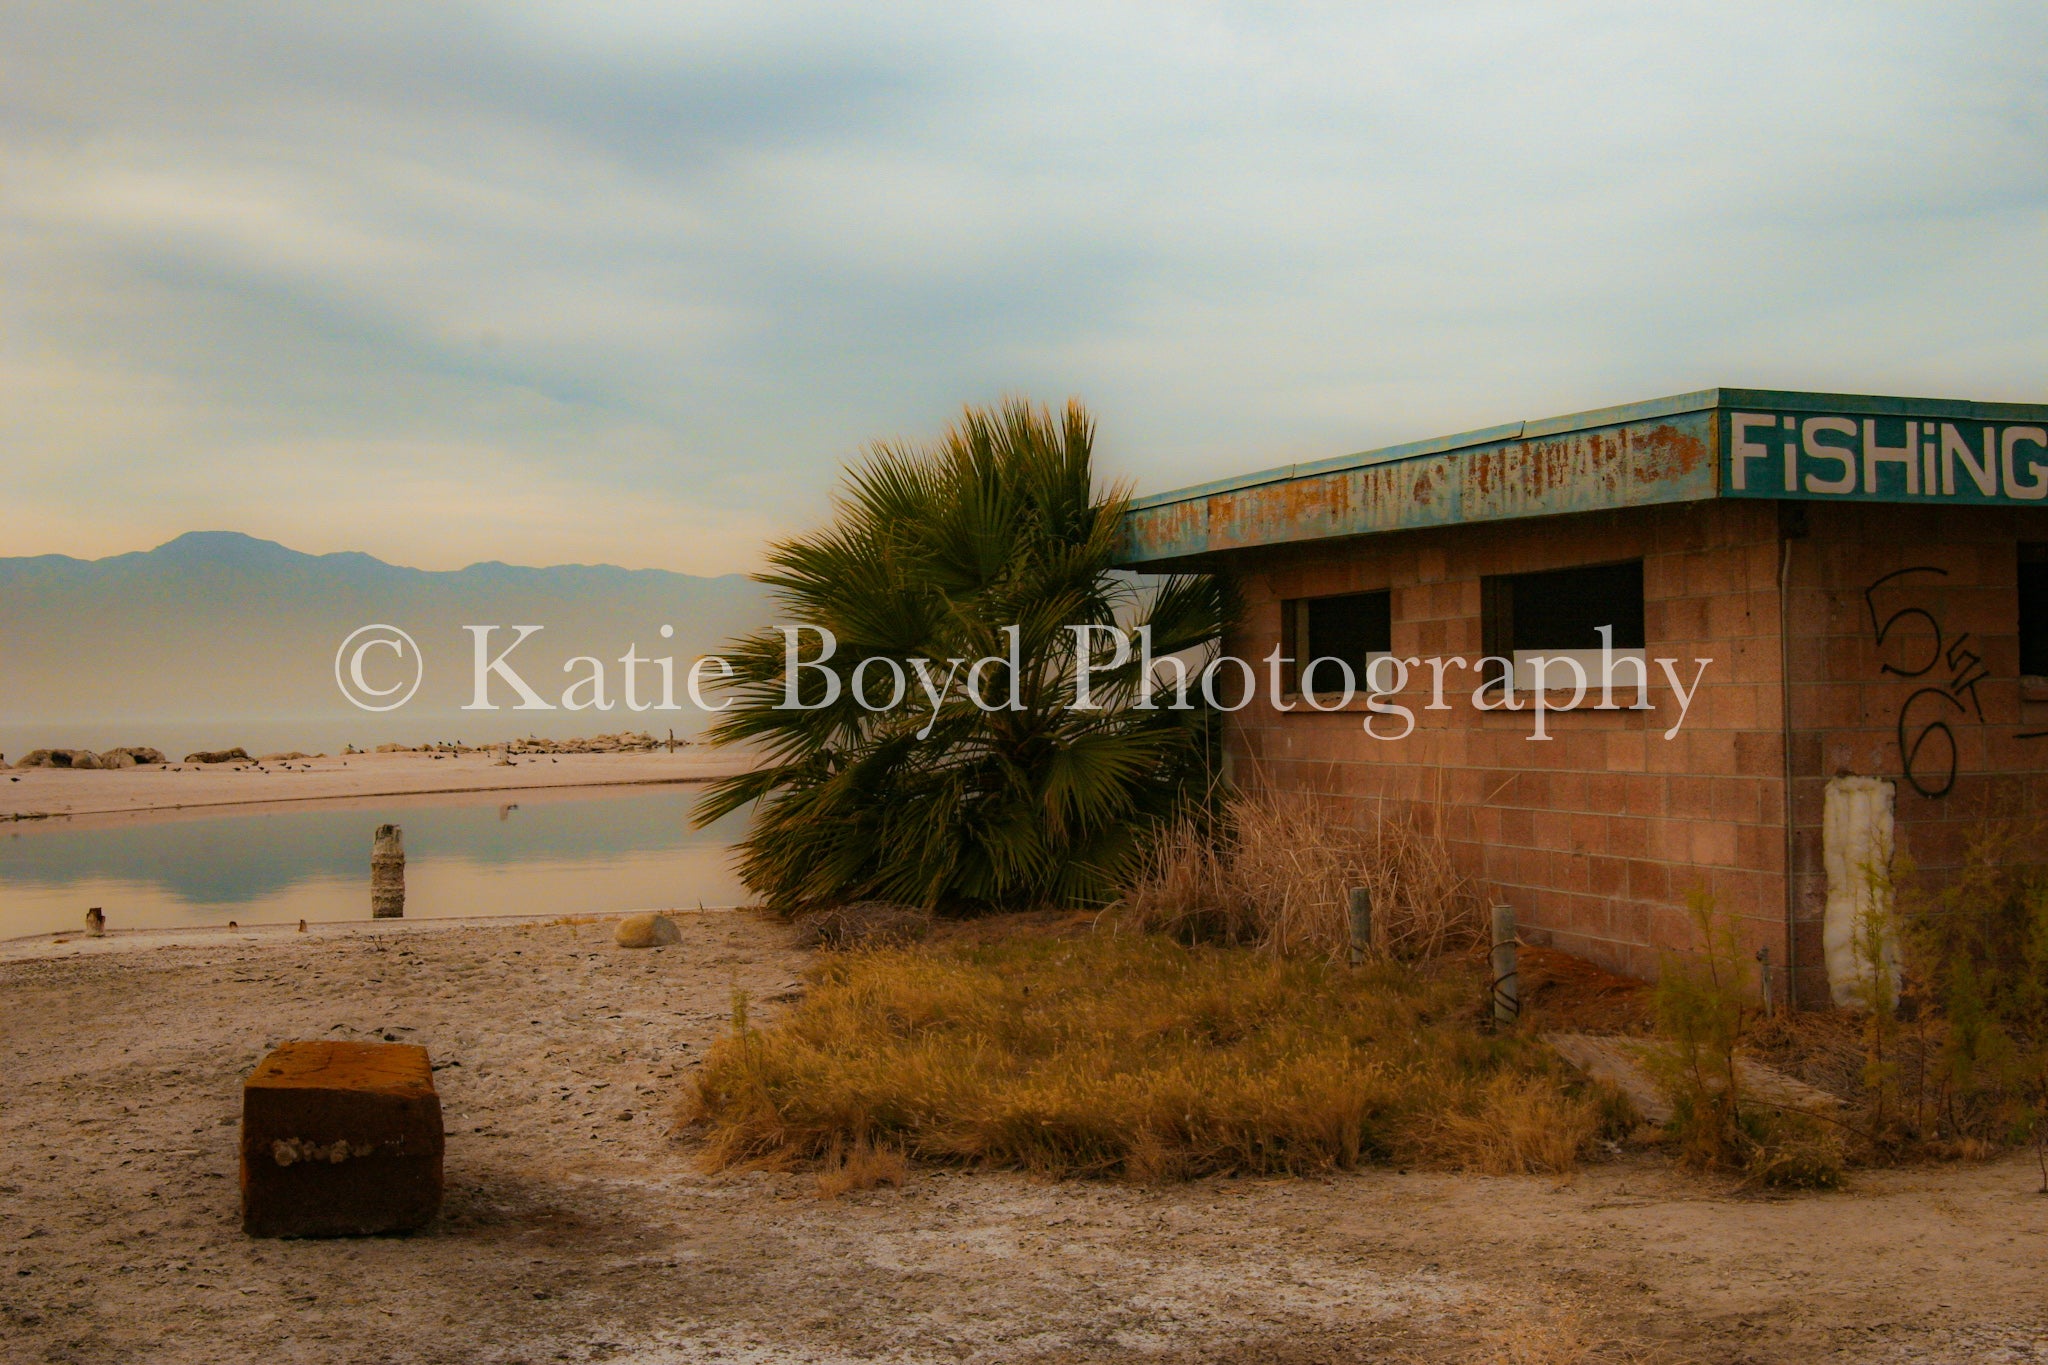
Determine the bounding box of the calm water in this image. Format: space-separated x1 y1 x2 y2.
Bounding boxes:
0 786 749 939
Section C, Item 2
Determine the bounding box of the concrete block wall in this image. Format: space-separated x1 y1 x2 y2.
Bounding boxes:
1782 502 2048 1004
1222 499 1791 987
1220 494 2048 1004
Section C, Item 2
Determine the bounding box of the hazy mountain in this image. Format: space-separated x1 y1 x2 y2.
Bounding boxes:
0 532 772 758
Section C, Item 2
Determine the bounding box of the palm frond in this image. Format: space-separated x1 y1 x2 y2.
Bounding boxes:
694 397 1238 912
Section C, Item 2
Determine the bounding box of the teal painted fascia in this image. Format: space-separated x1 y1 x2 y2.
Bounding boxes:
1126 389 1724 515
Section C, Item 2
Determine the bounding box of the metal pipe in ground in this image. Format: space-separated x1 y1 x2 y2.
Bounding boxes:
371 824 405 919
1347 887 1373 966
1489 903 1519 1026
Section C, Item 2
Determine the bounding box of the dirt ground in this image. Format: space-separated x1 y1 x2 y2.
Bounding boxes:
3 913 2045 1365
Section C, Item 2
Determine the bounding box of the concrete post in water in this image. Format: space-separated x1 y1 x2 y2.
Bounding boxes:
85 906 105 937
371 824 406 919
1489 903 1519 1026
1347 887 1373 966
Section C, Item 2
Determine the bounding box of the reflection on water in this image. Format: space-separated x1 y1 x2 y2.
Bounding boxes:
0 786 750 938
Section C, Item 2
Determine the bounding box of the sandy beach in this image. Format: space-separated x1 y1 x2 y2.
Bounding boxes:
3 912 2045 1364
0 749 759 824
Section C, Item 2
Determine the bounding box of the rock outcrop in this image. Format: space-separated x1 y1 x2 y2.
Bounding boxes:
16 745 168 769
16 748 102 769
614 912 682 948
363 732 686 756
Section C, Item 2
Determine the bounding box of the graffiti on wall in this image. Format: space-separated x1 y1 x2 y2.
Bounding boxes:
1862 567 1989 800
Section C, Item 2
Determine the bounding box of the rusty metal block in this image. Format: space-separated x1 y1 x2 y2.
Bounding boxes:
240 1040 443 1237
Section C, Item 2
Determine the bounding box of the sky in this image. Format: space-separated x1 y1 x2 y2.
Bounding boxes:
4 1 2046 574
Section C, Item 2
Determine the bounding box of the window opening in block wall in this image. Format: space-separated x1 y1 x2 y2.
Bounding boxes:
2021 544 2048 678
1280 590 1392 699
1481 559 1648 703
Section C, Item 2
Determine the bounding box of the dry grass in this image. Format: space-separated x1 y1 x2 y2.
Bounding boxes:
1430 1073 1617 1177
792 902 932 949
1117 787 1484 962
681 930 1620 1182
813 1137 908 1198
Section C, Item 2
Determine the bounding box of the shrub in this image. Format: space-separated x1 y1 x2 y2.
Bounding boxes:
1118 786 1484 962
1737 1107 1847 1191
1653 888 1845 1188
792 902 933 950
1900 822 2048 1187
1652 890 1750 1169
682 931 1615 1181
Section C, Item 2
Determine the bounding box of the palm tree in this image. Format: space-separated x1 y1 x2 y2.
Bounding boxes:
694 398 1237 913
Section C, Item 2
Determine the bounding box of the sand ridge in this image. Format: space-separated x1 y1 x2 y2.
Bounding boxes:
0 748 759 823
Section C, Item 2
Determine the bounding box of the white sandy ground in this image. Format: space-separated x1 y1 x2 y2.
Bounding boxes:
0 750 758 824
4 914 2047 1365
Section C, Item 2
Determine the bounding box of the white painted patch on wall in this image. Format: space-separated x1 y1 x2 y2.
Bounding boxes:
1822 776 1901 1010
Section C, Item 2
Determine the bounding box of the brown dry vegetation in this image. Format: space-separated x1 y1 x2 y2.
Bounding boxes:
682 930 1629 1182
1117 786 1485 961
813 1136 910 1198
692 798 2044 1205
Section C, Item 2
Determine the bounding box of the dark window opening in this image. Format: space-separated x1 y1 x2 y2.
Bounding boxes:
1281 590 1392 696
1482 560 1645 656
2021 545 2048 678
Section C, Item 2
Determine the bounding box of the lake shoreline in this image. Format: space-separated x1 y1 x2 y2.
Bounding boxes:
0 907 747 959
0 748 759 823
1 778 755 940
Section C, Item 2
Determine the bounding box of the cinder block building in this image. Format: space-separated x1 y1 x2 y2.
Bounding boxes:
1117 389 2048 1007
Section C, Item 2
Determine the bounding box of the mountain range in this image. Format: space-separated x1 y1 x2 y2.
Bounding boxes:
0 532 771 758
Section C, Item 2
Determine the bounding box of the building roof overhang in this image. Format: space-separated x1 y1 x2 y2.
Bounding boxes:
1116 387 2048 569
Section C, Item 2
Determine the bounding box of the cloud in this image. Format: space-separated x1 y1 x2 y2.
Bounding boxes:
2 1 2044 568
